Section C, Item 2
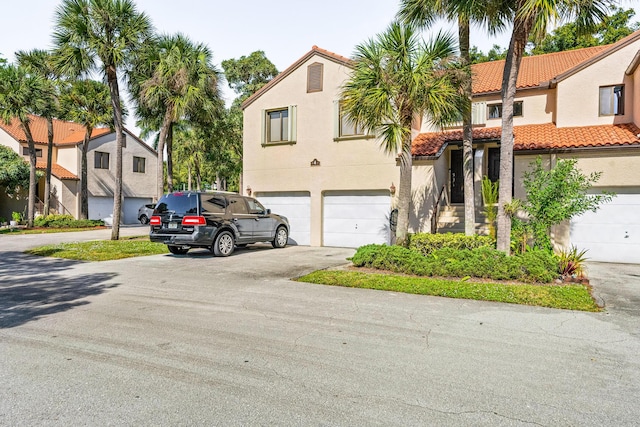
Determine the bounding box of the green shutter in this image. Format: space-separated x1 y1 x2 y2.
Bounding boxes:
333 100 340 139
260 109 266 145
288 105 297 142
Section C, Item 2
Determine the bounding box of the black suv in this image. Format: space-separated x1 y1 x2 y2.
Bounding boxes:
149 191 290 256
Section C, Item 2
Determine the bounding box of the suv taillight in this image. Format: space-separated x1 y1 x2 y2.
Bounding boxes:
182 216 206 226
149 216 161 226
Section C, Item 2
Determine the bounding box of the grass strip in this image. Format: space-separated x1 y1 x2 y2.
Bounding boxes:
0 226 107 235
296 270 600 312
24 238 168 261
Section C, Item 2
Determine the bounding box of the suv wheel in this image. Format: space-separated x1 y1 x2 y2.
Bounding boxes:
213 230 235 257
167 245 189 255
272 226 288 248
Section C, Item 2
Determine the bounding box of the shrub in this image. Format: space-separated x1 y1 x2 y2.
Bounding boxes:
409 232 494 255
33 214 104 228
351 244 558 283
558 246 589 278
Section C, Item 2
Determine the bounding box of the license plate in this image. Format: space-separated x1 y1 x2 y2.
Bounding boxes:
168 223 178 229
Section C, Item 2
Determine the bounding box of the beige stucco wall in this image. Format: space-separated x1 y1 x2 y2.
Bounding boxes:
243 54 399 246
634 65 640 125
556 42 638 127
0 129 20 152
476 90 556 127
88 132 157 199
56 145 79 175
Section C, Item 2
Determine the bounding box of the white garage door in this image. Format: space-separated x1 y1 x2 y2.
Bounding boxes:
323 191 391 248
257 192 311 246
88 196 113 221
570 193 640 263
123 197 153 224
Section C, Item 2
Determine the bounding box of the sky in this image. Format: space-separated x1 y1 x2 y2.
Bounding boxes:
1 0 639 134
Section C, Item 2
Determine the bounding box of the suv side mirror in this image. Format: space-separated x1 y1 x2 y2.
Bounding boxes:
266 209 271 215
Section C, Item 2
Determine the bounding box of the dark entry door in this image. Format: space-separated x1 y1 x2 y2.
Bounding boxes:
488 147 500 183
450 150 464 203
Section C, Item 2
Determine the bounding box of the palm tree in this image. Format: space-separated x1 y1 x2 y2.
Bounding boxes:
129 33 222 200
494 0 610 253
0 65 51 227
53 0 152 240
15 49 62 217
341 22 463 246
398 0 509 237
60 79 113 219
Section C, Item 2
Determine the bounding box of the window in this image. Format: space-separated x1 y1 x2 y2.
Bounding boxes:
22 147 43 157
262 106 297 144
307 62 323 93
599 85 624 116
94 151 109 169
338 103 365 137
133 156 145 173
487 101 523 119
201 195 227 214
228 196 248 214
247 199 267 215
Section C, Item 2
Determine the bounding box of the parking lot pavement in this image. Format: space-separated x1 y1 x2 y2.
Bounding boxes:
1 240 640 425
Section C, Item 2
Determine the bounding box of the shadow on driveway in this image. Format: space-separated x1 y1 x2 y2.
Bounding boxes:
0 252 119 329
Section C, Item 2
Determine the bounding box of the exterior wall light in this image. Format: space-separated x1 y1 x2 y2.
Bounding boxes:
246 186 252 196
390 183 396 195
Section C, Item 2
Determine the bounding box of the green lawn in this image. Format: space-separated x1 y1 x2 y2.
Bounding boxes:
0 226 107 235
296 270 600 312
24 237 168 261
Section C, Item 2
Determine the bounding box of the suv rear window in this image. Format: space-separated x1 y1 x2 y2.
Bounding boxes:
155 193 198 215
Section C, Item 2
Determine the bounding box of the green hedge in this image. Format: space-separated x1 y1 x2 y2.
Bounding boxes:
34 214 104 228
409 233 494 255
350 244 558 283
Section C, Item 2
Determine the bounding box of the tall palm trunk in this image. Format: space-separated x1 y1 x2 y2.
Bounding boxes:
157 108 173 199
44 117 54 216
459 17 475 236
80 129 93 219
166 122 174 193
107 65 124 240
496 13 534 253
396 134 413 246
21 123 37 228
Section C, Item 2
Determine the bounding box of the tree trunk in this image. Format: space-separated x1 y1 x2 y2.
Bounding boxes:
80 129 93 220
395 136 413 246
459 17 475 236
496 15 533 253
156 108 173 200
166 122 174 193
44 117 54 216
107 65 124 240
187 163 192 191
21 123 37 228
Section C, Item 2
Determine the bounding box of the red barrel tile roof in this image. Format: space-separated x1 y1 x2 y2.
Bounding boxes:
35 161 79 180
0 115 111 146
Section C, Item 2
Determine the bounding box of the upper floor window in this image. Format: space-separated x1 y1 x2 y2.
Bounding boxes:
22 147 43 157
94 151 109 169
337 102 365 137
599 85 624 116
262 106 297 145
133 156 145 173
487 101 523 119
307 62 323 93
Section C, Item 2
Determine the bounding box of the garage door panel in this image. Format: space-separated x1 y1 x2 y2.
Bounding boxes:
323 192 390 248
257 193 310 246
88 196 113 221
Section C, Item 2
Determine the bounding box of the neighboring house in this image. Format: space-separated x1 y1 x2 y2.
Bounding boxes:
242 31 640 263
0 115 157 224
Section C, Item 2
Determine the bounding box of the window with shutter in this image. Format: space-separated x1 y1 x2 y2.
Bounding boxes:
307 62 323 93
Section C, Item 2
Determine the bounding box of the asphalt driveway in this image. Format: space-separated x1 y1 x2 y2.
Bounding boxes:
1 232 639 425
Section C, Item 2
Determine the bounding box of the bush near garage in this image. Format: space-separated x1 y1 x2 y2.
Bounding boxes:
350 243 558 283
408 233 494 254
34 214 104 228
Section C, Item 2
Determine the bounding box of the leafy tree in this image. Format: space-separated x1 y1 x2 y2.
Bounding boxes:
221 51 278 105
470 44 509 64
0 54 6 67
520 157 613 251
129 33 222 199
341 23 463 246
60 79 113 219
53 0 152 240
0 65 52 227
399 0 509 236
494 0 610 254
0 145 30 195
16 49 62 216
529 7 638 54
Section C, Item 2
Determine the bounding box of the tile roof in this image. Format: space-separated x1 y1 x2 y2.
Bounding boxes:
471 46 608 94
0 115 111 146
412 123 640 157
35 161 79 180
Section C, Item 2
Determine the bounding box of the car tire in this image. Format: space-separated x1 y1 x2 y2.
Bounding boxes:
213 230 235 257
167 245 189 255
139 215 149 224
272 226 288 248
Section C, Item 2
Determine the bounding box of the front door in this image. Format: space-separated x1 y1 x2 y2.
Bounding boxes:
488 147 500 183
450 150 464 203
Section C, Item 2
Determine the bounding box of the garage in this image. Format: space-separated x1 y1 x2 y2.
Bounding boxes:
323 191 391 248
256 192 311 245
89 196 152 224
570 193 640 263
88 196 113 222
123 197 153 224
